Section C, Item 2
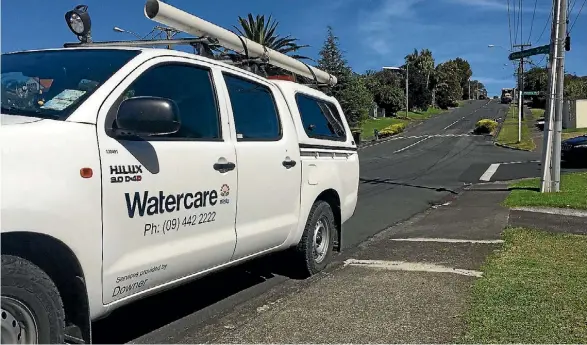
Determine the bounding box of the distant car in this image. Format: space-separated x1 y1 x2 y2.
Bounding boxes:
536 117 545 131
493 96 498 99
561 135 587 166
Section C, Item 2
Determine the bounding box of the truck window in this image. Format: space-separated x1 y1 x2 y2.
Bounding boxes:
222 73 281 141
295 93 346 140
1 49 140 120
117 63 221 140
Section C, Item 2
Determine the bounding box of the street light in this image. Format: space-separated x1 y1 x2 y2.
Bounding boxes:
383 66 409 119
113 26 144 40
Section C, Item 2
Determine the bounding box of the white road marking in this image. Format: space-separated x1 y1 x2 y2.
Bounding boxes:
443 118 462 130
500 159 540 165
359 134 472 150
344 259 483 277
390 238 504 244
393 137 430 153
479 163 501 181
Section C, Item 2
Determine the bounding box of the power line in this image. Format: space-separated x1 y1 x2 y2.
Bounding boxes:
527 0 538 42
507 0 514 49
568 0 577 16
520 0 524 45
535 2 553 43
569 0 586 32
513 0 519 44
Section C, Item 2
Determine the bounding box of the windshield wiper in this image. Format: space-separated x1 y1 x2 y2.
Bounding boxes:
1 106 60 119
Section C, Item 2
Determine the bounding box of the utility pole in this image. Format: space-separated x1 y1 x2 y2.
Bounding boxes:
468 80 471 100
513 43 531 143
540 0 567 192
551 0 567 192
405 63 409 118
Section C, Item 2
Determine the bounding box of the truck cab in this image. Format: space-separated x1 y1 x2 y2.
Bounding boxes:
1 47 359 344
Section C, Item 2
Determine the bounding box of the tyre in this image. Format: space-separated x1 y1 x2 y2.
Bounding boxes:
294 200 336 276
1 255 65 344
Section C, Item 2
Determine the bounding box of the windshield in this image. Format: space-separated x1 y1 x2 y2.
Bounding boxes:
1 49 140 120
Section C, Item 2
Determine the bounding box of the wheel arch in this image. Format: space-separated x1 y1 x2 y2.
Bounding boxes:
314 189 342 251
1 231 91 343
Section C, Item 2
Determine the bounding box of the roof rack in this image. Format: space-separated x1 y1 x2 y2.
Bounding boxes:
61 0 337 88
143 0 337 86
63 37 217 48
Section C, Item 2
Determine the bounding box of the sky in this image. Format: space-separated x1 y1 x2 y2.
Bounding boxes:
2 0 586 96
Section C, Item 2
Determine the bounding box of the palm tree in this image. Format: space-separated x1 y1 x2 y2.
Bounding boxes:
234 14 309 60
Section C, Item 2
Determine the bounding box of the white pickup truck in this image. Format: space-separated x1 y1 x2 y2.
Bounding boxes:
0 45 359 343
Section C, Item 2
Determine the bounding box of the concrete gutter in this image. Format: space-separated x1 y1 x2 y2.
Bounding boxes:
508 206 587 235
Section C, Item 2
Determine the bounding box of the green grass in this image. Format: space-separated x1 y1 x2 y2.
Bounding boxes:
404 107 444 120
496 105 536 151
562 127 587 140
504 172 587 210
360 117 408 140
360 107 445 140
461 227 587 344
530 108 545 117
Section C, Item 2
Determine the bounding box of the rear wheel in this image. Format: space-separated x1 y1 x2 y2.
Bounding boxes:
294 200 336 276
1 255 65 344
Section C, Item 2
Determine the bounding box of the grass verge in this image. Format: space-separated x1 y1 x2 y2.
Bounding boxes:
461 227 587 344
360 117 409 140
496 105 536 151
403 107 444 120
504 172 587 210
530 108 545 117
562 127 587 140
360 107 444 140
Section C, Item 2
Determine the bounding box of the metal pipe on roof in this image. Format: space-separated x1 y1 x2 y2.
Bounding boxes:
144 0 337 85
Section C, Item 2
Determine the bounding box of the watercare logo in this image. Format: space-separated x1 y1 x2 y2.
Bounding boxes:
125 189 219 218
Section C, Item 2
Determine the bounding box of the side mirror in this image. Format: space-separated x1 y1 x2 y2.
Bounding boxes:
115 96 180 136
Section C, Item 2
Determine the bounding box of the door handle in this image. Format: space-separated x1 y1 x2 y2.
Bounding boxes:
282 159 297 169
213 162 236 172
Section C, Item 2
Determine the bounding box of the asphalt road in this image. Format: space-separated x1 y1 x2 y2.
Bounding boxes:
93 100 543 343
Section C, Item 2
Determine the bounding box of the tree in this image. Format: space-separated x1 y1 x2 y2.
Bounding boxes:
452 58 473 99
435 61 462 108
364 70 405 115
317 26 372 127
403 49 435 110
317 26 352 95
338 74 374 126
469 80 486 99
565 74 587 100
234 14 309 59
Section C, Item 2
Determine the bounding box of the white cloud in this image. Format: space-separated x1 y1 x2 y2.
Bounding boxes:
476 77 515 85
444 0 551 13
356 0 438 56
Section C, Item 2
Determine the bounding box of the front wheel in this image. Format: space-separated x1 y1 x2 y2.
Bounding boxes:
293 200 337 276
1 255 65 344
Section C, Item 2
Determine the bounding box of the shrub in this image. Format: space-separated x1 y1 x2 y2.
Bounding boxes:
474 119 498 134
378 122 406 138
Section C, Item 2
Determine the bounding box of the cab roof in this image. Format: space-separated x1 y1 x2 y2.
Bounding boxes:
4 46 336 101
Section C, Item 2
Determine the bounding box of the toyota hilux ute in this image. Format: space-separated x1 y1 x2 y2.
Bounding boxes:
1 40 359 345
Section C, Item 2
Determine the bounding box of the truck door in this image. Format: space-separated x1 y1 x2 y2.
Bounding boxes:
97 57 238 304
219 72 302 259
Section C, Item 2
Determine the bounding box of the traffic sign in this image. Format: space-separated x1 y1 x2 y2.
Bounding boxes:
523 91 540 96
508 44 550 60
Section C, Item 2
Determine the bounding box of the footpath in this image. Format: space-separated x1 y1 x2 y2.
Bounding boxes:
174 183 513 343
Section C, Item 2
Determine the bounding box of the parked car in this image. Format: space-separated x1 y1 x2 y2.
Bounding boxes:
536 117 545 131
561 135 587 166
0 3 359 343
